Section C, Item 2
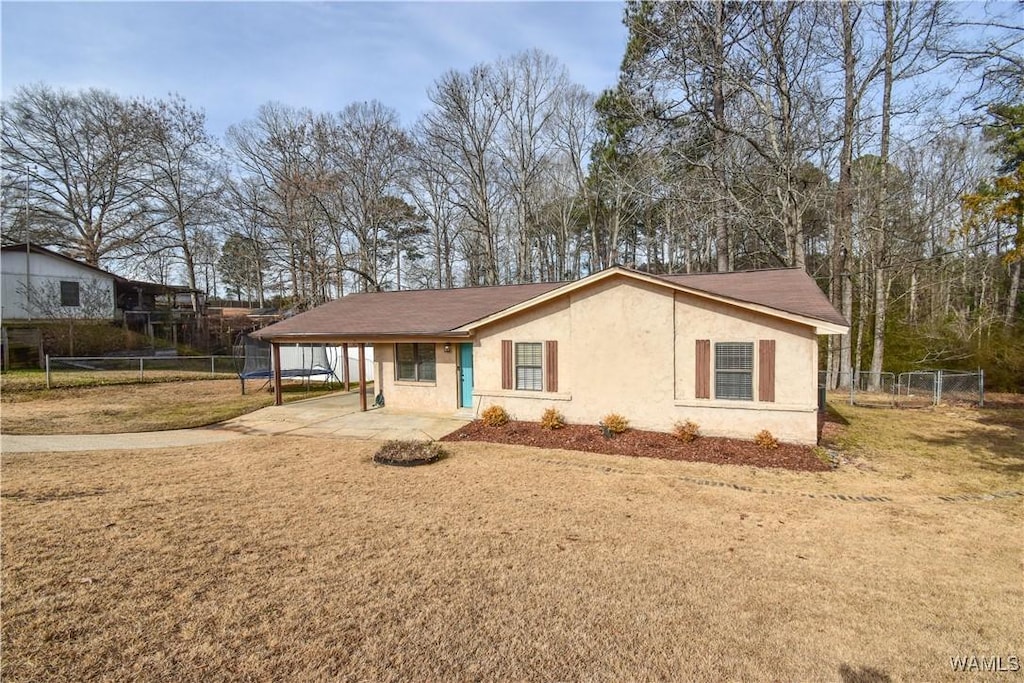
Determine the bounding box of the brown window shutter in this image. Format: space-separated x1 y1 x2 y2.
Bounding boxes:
759 339 776 402
545 340 558 393
501 339 513 390
695 339 711 399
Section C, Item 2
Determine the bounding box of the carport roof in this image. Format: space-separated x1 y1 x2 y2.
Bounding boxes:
253 280 564 340
253 266 848 341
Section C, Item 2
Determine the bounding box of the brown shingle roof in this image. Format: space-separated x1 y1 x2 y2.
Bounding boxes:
658 268 848 327
253 267 846 341
253 281 564 339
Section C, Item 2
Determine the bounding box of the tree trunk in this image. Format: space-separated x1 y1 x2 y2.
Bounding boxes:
908 269 917 322
175 218 201 313
1006 259 1021 325
869 266 888 389
713 0 729 273
832 0 857 389
854 263 869 379
868 0 895 389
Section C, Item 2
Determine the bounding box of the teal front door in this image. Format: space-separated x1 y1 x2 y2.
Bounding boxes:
459 343 474 408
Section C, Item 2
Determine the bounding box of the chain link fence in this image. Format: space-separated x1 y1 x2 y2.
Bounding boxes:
819 370 985 408
895 371 936 408
935 371 987 405
45 354 237 389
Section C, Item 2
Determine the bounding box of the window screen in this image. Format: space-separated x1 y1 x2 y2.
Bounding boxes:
715 342 753 400
60 280 80 307
396 344 417 380
393 344 434 382
515 342 543 391
416 343 436 381
396 343 435 382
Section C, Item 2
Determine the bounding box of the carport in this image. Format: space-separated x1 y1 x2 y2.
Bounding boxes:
268 341 372 410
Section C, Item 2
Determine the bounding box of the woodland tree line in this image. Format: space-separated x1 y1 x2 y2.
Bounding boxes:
2 1 1022 388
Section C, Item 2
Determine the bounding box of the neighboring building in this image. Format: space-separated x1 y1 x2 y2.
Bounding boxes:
1 243 118 320
253 266 849 444
1 244 209 365
1 243 203 323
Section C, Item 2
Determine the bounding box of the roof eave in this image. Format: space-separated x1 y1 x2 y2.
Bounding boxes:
456 267 629 331
812 321 850 335
252 331 472 343
458 266 848 334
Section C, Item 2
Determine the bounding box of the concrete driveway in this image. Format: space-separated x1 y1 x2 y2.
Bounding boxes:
218 391 470 441
0 391 470 453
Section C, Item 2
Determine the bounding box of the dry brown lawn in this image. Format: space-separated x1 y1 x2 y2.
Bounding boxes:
3 421 1022 681
823 400 1024 497
0 378 337 434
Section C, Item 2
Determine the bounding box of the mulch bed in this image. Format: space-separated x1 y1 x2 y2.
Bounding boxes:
441 421 831 472
372 440 446 467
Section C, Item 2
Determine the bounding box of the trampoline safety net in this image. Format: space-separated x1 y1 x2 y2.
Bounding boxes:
233 333 339 391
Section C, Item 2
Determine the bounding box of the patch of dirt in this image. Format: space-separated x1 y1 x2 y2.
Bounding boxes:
979 392 1024 409
442 421 830 472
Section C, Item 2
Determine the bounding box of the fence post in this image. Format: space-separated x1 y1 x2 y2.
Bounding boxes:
979 369 985 407
45 354 50 389
850 371 856 406
139 357 145 382
211 356 215 376
935 370 942 406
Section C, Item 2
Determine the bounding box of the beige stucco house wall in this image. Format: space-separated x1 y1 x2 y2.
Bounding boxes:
372 273 824 444
374 341 460 415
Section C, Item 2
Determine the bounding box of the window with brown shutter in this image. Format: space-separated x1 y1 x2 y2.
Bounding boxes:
695 339 711 399
545 340 558 392
758 339 776 402
501 339 513 390
715 342 754 400
514 342 543 390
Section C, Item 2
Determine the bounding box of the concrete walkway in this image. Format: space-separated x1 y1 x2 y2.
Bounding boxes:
0 391 470 454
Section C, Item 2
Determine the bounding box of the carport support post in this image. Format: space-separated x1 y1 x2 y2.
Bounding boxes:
358 343 367 411
342 343 350 391
272 342 283 406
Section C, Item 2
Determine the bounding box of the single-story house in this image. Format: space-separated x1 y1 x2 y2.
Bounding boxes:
252 266 848 444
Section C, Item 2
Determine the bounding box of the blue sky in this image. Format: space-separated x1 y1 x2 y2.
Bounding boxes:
1 1 628 139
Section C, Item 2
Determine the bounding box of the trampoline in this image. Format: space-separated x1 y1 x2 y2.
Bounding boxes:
233 332 342 394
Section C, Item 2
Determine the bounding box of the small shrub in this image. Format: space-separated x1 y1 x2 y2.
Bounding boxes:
539 407 565 430
481 405 510 427
672 419 701 443
600 412 629 434
754 429 779 450
373 440 447 466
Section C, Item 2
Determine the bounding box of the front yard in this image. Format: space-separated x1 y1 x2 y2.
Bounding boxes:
2 398 1022 681
0 375 342 434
